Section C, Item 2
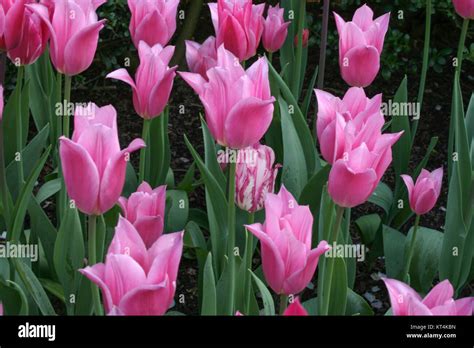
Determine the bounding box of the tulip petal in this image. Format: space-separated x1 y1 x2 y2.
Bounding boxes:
59 137 100 215
79 263 114 314
134 215 164 249
422 279 454 309
407 296 433 315
340 45 380 88
106 68 137 91
284 298 308 316
454 297 473 316
118 281 171 316
382 278 422 316
133 10 168 47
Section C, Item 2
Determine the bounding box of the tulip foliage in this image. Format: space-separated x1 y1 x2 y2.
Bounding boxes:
0 0 472 318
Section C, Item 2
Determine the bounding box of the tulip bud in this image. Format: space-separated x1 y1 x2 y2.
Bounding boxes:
334 4 390 87
294 28 309 48
128 0 179 48
401 168 443 215
209 0 265 61
59 103 145 215
263 4 290 53
180 45 275 149
235 143 280 213
118 182 166 248
452 0 474 19
245 185 330 296
107 42 177 120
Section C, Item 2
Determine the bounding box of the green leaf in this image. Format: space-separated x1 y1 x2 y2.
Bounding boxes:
368 182 393 215
404 227 443 293
345 288 373 316
251 271 275 316
165 190 189 233
327 257 348 315
39 278 65 303
149 109 171 186
35 178 61 204
383 225 406 279
355 214 381 246
177 162 196 192
9 145 51 242
122 162 138 198
279 97 308 198
0 279 28 315
201 253 217 315
11 258 56 315
302 66 319 117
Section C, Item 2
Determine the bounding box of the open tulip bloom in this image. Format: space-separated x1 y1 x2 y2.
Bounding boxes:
1 0 474 332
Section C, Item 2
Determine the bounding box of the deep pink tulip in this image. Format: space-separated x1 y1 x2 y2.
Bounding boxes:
328 130 403 208
262 4 290 53
179 45 275 149
235 143 280 213
453 0 474 19
294 28 309 48
107 42 177 120
3 0 49 66
27 0 106 76
245 185 330 295
315 87 384 165
401 168 443 215
284 298 308 316
0 0 14 51
128 0 179 48
118 182 166 248
59 103 145 215
81 217 184 316
209 0 265 61
383 278 473 316
334 4 390 87
185 36 218 80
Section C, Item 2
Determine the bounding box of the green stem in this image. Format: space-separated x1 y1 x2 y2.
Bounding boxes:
292 0 306 99
226 159 237 315
88 215 103 316
15 66 25 187
403 215 421 283
268 52 273 65
411 0 432 143
244 212 255 314
448 18 470 181
279 294 289 315
0 121 12 228
321 205 344 315
62 75 72 138
139 119 151 184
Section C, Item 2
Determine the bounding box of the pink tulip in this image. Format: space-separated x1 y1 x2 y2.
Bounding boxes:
0 0 14 51
0 302 3 315
128 0 179 48
245 185 330 295
262 4 290 53
179 45 275 149
209 0 265 61
284 298 308 316
27 0 106 76
452 0 474 19
235 143 280 213
315 87 384 165
328 131 403 208
185 36 218 80
81 217 184 316
334 4 390 87
383 278 473 316
2 0 49 66
294 28 309 48
107 42 177 120
59 103 145 215
118 182 167 248
401 168 443 215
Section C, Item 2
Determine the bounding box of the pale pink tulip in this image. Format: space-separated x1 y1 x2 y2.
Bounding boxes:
27 0 106 76
185 36 218 80
383 278 473 316
315 87 384 165
262 4 290 53
235 143 280 213
118 182 166 248
3 0 49 66
107 42 177 120
59 103 145 215
334 4 390 87
401 168 443 215
284 298 308 316
179 45 275 149
209 0 265 61
81 217 184 316
452 0 474 19
245 186 330 295
128 0 179 48
328 130 403 208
